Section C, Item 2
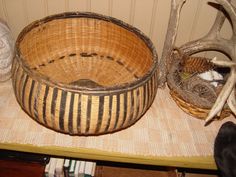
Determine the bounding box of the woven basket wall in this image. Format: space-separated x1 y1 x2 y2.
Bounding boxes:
12 12 158 135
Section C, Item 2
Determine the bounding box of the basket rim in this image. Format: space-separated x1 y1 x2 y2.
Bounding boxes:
15 12 158 94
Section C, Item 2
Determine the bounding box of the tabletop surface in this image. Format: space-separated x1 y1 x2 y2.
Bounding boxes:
0 80 235 170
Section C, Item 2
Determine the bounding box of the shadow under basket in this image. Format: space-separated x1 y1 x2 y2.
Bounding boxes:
167 53 232 120
12 12 158 135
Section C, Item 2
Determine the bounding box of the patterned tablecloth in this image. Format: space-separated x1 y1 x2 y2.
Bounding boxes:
0 80 235 157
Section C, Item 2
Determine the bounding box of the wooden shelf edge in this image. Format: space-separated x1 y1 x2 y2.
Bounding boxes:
0 142 217 170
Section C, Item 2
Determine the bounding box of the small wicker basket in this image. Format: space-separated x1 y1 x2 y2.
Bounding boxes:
167 50 232 120
12 12 158 135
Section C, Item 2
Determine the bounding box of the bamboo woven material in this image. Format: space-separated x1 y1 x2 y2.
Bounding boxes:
12 12 158 135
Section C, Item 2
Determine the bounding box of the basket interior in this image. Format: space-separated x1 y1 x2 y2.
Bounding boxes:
18 17 154 88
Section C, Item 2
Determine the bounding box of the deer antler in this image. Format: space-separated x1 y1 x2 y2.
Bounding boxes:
158 0 186 88
159 0 236 125
178 0 236 125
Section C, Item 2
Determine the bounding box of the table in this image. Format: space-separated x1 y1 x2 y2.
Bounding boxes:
0 80 235 170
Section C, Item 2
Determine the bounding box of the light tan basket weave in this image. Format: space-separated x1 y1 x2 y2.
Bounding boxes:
12 12 158 135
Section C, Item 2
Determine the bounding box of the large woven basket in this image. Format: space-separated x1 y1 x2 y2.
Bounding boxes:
12 12 158 135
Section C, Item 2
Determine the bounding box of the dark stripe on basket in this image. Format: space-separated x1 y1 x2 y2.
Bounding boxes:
134 74 139 79
21 75 29 108
39 63 46 67
91 53 98 56
147 80 151 107
28 80 35 115
69 53 76 57
125 66 132 72
106 56 114 60
11 59 17 79
116 60 124 66
153 72 158 98
121 92 127 127
86 96 92 133
48 59 55 64
105 95 113 132
95 96 104 133
14 66 19 99
59 90 67 131
113 94 120 130
77 94 82 133
150 74 154 99
33 84 40 120
80 52 93 58
135 89 140 119
51 88 58 128
129 90 134 121
15 65 20 89
12 60 19 89
68 93 75 133
43 85 49 124
147 81 151 108
51 88 58 117
142 84 147 114
18 70 25 105
59 56 65 59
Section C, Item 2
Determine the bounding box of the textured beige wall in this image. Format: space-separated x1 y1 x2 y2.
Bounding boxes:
0 0 232 57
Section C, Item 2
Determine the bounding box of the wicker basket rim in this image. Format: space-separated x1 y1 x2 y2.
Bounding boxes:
15 12 158 94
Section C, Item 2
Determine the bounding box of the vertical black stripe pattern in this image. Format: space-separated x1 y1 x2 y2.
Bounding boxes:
77 94 81 133
147 81 151 108
28 80 35 115
113 94 120 130
21 75 29 108
12 61 19 91
129 91 134 121
105 95 113 132
51 88 58 127
42 86 49 124
150 73 154 99
136 89 140 119
151 72 157 102
18 70 25 104
68 93 75 133
33 84 40 120
121 92 127 127
86 96 92 133
142 84 147 115
59 90 67 131
95 96 104 133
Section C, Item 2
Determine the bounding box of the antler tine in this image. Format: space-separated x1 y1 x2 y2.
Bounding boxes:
216 0 236 35
180 0 235 58
178 0 236 125
158 0 236 125
179 37 233 56
206 4 226 39
204 0 236 124
205 66 236 125
158 0 186 87
227 87 236 116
